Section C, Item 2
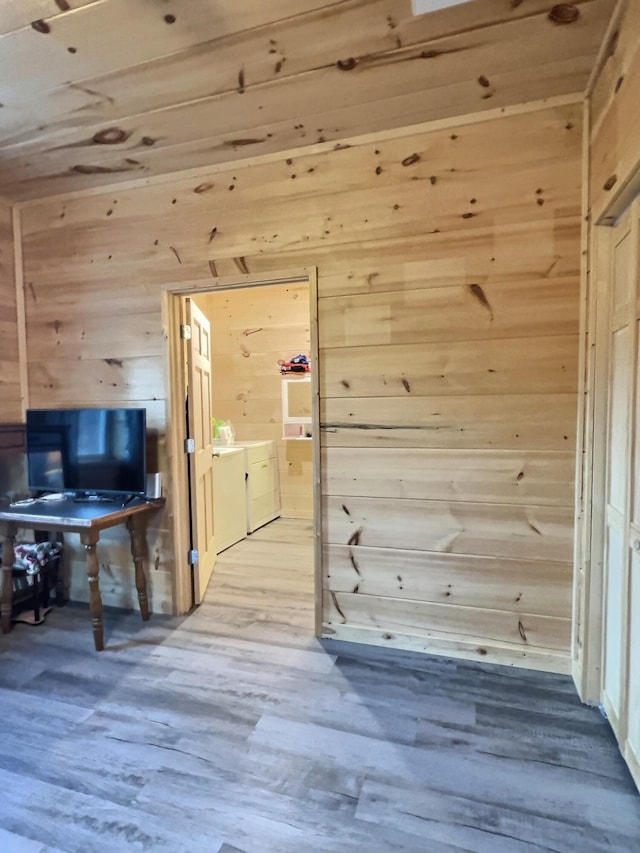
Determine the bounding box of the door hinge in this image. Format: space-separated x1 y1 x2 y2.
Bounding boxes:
184 438 196 453
180 324 192 340
188 549 199 566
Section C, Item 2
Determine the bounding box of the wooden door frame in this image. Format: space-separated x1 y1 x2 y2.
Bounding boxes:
574 188 640 704
163 267 321 628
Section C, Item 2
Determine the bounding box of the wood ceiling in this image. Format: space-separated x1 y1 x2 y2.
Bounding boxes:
0 0 614 202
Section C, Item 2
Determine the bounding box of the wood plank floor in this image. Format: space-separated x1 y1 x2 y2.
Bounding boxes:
0 518 639 852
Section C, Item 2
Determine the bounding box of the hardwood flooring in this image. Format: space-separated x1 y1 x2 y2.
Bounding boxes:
0 518 639 852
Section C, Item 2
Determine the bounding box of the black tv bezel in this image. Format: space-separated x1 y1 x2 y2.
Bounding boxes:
25 406 147 498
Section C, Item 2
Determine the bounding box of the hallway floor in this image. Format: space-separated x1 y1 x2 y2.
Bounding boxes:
0 518 638 852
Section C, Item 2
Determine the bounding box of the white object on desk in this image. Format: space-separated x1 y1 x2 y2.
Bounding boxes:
146 473 162 499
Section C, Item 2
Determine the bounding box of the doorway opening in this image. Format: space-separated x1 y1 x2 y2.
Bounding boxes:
164 270 321 632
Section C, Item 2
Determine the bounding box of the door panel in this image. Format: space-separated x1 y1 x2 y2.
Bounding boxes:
603 525 625 717
186 298 217 603
608 327 631 513
626 548 640 776
612 230 632 316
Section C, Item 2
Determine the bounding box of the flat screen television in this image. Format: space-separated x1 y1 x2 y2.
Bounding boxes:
26 407 147 498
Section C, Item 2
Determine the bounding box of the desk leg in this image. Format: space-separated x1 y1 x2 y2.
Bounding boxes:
1 523 17 634
126 515 150 622
80 531 104 652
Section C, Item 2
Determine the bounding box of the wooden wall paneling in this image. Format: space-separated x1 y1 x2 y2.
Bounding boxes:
584 0 628 120
0 201 22 423
319 279 580 350
589 0 637 134
0 0 335 100
0 1 101 37
0 47 589 191
322 448 575 506
589 0 640 222
0 203 27 499
324 590 572 652
280 439 314 520
27 357 166 403
211 398 283 431
0 425 24 451
322 621 572 673
321 335 579 398
11 209 29 419
20 206 579 291
316 220 581 299
204 286 310 330
321 393 578 450
324 544 572 617
63 522 174 615
0 0 602 129
16 102 582 257
18 398 167 433
206 328 310 357
0 55 586 188
25 311 166 361
17 129 583 284
0 0 612 200
324 495 574 563
18 103 582 670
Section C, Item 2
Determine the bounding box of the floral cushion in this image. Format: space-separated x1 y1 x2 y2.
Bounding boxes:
0 541 62 576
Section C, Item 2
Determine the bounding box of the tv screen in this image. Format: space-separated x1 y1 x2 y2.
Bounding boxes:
26 408 147 497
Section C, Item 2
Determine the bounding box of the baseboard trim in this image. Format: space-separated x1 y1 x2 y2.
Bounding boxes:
321 622 571 675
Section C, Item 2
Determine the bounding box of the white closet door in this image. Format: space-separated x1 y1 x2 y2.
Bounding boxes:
602 212 635 737
625 207 640 783
626 547 640 783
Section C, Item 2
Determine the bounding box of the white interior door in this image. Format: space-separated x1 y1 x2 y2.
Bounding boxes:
626 206 640 784
185 297 217 603
602 209 634 737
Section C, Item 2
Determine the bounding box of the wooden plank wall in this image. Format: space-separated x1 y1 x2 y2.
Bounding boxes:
0 202 21 423
196 284 313 520
19 101 582 670
589 0 640 222
0 0 613 201
0 200 28 500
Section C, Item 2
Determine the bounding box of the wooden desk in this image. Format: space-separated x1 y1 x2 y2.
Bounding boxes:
0 497 163 651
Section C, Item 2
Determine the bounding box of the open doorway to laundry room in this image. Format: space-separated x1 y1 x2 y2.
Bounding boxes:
166 270 321 636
